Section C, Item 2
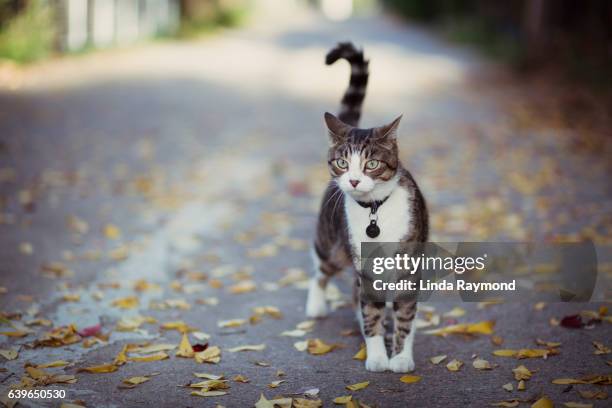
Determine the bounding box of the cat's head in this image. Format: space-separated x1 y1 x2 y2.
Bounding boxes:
324 112 401 200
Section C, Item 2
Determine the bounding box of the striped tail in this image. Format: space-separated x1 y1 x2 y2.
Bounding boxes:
326 42 369 127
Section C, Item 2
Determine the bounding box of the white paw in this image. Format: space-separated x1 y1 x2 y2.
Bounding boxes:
306 288 328 318
389 354 415 373
365 353 389 372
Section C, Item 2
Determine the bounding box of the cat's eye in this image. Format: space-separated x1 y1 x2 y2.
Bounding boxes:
365 160 380 170
335 158 348 169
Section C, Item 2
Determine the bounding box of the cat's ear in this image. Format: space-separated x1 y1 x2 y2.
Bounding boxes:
375 115 402 141
324 112 351 143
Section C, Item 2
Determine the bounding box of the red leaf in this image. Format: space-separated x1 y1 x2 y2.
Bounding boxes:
78 323 102 337
192 343 208 352
560 314 583 329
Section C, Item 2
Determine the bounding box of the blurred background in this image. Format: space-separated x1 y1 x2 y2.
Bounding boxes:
0 1 610 407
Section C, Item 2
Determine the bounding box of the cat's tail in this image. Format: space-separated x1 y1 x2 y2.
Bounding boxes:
326 42 369 127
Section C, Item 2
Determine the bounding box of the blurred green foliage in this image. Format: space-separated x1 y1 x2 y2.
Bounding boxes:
177 0 249 38
0 0 55 63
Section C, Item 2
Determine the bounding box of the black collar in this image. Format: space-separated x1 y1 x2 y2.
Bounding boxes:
355 195 390 212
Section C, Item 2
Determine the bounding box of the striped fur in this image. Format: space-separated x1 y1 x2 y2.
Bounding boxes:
325 42 369 127
306 42 428 373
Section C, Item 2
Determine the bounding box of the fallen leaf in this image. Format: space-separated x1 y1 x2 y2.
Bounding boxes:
188 379 229 391
473 358 492 370
128 351 169 362
577 390 607 399
160 321 196 332
293 398 322 408
399 375 421 384
131 343 176 354
120 375 151 388
307 338 338 355
281 329 307 337
0 348 18 360
218 319 246 328
447 359 463 371
104 224 121 239
531 396 553 408
194 373 224 380
491 335 504 346
294 340 308 352
227 344 266 352
268 380 285 388
592 341 610 355
346 381 369 391
491 400 520 407
563 403 592 408
233 374 249 383
78 363 118 373
426 321 495 336
252 306 282 319
35 360 70 368
254 393 293 408
191 390 228 397
443 307 466 318
333 395 352 404
111 296 139 309
195 346 221 364
493 348 558 359
518 380 526 391
430 354 447 365
176 333 194 358
353 344 366 361
502 383 514 392
535 339 562 348
513 365 534 380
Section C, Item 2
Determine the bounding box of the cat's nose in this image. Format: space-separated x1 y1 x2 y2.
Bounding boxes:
349 179 360 188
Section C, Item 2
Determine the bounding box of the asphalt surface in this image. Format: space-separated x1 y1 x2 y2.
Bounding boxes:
0 2 610 408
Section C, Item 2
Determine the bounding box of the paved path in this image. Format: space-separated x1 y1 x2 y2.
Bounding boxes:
0 2 610 407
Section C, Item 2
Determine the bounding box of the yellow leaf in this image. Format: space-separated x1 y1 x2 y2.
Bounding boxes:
111 296 139 309
493 348 557 359
333 395 352 404
191 390 228 397
131 343 176 354
228 281 257 294
227 344 266 352
78 363 118 373
502 383 514 392
104 224 121 239
426 320 495 336
128 351 169 362
194 373 224 380
443 307 466 318
233 374 249 383
254 394 293 408
472 358 492 370
346 381 369 391
517 380 526 391
551 378 587 385
535 338 561 348
0 330 29 337
491 400 520 407
160 321 196 332
307 338 338 355
531 397 553 408
268 380 285 388
446 359 463 372
36 360 70 368
512 365 533 381
121 376 151 388
176 333 194 358
0 349 18 360
399 375 421 384
62 293 80 302
188 379 229 390
353 344 366 361
218 319 246 328
293 398 322 408
563 403 592 408
195 346 221 364
430 355 447 365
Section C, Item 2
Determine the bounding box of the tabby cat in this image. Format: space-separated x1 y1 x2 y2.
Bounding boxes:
305 42 429 373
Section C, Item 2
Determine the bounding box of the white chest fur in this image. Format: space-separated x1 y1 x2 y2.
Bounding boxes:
345 187 412 262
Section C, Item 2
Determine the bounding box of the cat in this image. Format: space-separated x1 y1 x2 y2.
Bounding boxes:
305 42 429 373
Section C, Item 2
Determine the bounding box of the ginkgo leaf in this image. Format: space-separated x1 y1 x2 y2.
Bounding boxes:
535 338 562 348
517 380 526 391
103 224 121 239
191 390 228 397
131 343 176 354
194 373 224 380
296 321 315 331
333 396 352 404
473 358 492 370
111 296 139 309
160 321 195 332
430 355 447 365
176 333 194 358
36 360 70 368
425 321 495 336
512 365 533 380
0 349 18 360
218 319 246 328
228 281 257 294
293 398 322 408
353 344 366 361
254 394 292 408
128 352 169 362
195 346 221 364
294 341 308 352
399 375 421 384
446 359 463 371
268 380 285 388
563 403 592 408
78 363 118 373
493 349 558 359
252 306 282 318
281 329 307 337
227 344 266 352
551 378 587 385
346 381 369 391
502 383 514 392
233 374 249 383
307 339 338 355
120 376 151 388
188 379 229 390
577 390 607 399
531 397 553 408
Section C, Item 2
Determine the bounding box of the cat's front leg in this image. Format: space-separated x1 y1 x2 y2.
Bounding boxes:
389 300 417 373
358 301 389 372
